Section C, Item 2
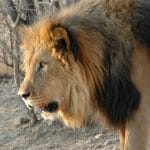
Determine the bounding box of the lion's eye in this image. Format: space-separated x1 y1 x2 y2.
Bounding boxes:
39 62 47 70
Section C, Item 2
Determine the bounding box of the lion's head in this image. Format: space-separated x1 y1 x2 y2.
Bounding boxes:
18 19 103 128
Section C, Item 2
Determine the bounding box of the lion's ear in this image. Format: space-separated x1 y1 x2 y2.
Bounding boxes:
51 27 70 58
51 27 78 61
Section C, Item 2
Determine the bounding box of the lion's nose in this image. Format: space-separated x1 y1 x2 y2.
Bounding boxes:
18 90 30 100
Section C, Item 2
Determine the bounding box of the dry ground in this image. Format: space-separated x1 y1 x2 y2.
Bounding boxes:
0 77 127 150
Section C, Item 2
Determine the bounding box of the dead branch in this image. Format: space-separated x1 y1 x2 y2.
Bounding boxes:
4 0 27 25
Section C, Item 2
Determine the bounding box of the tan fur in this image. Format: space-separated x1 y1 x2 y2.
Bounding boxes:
127 41 150 150
118 41 150 150
18 0 150 149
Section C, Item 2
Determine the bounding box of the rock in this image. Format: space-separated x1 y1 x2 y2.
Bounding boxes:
46 120 55 126
95 133 103 139
95 144 103 149
103 140 113 146
14 117 30 126
20 117 30 124
101 129 109 134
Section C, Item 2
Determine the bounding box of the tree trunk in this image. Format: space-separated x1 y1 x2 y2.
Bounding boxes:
23 0 37 24
4 0 27 25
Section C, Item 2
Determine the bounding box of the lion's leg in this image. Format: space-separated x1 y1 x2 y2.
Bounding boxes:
119 125 125 150
124 112 148 150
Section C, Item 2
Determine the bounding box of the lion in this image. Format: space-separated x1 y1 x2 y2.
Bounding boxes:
18 0 150 149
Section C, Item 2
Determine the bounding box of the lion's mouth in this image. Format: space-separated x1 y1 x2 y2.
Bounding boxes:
43 101 58 113
26 100 58 113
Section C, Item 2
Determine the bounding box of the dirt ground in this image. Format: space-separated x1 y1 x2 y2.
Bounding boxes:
0 77 148 150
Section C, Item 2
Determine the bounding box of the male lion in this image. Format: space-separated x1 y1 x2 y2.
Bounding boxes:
18 0 150 149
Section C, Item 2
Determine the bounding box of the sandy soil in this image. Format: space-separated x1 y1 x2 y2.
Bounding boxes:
0 77 125 150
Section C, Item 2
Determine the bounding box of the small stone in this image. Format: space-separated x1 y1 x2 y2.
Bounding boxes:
20 118 30 124
95 144 103 149
46 120 55 126
95 133 103 139
103 140 113 146
101 129 109 134
14 117 30 126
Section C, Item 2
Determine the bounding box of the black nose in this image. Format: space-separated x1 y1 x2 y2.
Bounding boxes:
20 92 30 99
46 101 58 113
